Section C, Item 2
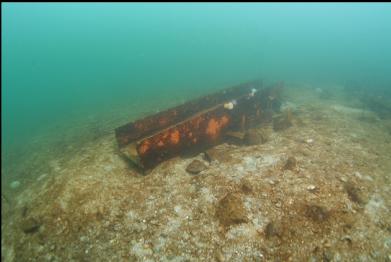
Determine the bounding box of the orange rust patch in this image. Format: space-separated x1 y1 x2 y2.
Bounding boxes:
138 140 150 155
170 130 180 144
221 115 229 125
206 115 230 139
206 118 219 138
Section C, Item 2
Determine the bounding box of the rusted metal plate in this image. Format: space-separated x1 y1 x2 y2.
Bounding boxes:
115 80 282 172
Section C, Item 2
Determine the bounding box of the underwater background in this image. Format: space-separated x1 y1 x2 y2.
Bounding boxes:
2 3 391 195
3 3 391 261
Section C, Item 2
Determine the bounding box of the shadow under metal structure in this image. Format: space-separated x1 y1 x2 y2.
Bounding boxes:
115 79 283 173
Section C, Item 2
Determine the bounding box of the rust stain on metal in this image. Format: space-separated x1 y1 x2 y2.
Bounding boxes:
206 115 229 139
115 80 283 172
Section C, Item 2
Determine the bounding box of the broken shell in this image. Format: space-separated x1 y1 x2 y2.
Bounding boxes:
306 138 314 144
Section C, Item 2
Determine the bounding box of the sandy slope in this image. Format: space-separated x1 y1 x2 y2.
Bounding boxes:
2 84 391 261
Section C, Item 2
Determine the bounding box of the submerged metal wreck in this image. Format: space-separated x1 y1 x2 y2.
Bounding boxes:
115 80 282 172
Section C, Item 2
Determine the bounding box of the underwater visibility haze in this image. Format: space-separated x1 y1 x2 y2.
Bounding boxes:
2 3 391 261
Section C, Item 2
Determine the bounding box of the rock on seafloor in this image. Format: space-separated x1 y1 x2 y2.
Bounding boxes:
21 217 41 234
215 192 248 228
284 156 297 170
186 160 207 175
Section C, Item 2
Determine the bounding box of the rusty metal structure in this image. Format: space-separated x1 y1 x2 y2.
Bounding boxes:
115 80 283 172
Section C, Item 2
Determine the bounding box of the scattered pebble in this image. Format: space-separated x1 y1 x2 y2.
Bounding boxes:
341 235 353 245
21 217 41 234
353 171 362 179
264 221 281 238
284 156 297 170
344 182 364 205
204 146 233 163
306 138 314 144
185 160 207 175
268 179 277 185
338 176 348 183
305 205 330 222
307 185 317 192
215 192 248 228
240 179 253 194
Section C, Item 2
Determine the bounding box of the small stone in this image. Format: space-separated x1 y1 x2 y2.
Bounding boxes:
186 160 207 175
215 192 248 228
80 236 88 242
240 179 253 194
353 171 362 179
338 176 348 183
341 235 353 245
305 205 329 222
264 222 281 238
284 156 297 170
204 147 232 163
307 185 317 192
344 182 364 204
306 138 314 144
21 217 41 234
10 181 21 189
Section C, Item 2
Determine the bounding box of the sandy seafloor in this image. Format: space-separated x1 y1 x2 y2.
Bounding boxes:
2 83 391 261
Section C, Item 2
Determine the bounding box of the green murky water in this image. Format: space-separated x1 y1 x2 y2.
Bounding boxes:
2 3 391 186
